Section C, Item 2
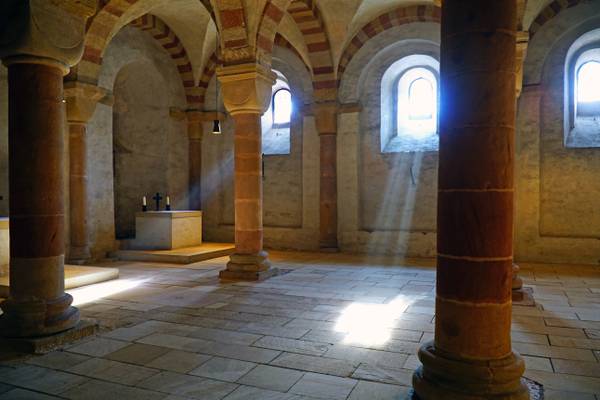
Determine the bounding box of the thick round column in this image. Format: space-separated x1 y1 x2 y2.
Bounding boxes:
68 122 90 262
217 63 277 281
412 1 529 398
188 119 203 211
220 113 273 279
0 60 79 337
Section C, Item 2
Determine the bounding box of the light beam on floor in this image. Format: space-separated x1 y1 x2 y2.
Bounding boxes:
334 295 415 346
68 279 146 306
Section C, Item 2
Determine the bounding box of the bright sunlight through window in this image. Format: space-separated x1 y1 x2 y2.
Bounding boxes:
68 279 146 306
273 89 292 124
398 67 438 139
409 78 435 120
577 61 600 103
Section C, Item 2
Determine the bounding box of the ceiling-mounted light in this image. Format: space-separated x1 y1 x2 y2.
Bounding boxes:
212 119 221 135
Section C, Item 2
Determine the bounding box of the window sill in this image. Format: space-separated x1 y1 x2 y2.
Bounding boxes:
382 134 439 153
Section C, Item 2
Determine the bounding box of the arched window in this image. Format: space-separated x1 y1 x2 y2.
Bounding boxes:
397 67 438 139
380 55 439 153
262 72 292 155
273 89 292 125
564 30 600 148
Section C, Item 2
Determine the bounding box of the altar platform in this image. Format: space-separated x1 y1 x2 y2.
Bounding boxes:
0 265 119 298
110 243 235 264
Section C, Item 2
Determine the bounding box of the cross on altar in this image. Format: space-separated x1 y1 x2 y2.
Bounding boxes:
152 192 163 211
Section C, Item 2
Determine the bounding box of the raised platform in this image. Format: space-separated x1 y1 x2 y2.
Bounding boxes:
0 265 120 298
111 242 235 264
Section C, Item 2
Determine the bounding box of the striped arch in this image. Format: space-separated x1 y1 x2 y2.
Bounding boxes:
337 4 441 85
78 0 214 88
214 0 251 63
287 1 335 101
256 0 335 101
197 52 219 109
529 0 585 39
130 15 202 110
274 34 311 73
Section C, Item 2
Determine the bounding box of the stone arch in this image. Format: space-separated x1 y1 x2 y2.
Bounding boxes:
78 0 214 86
213 0 251 64
256 0 335 101
529 0 586 39
129 15 203 110
274 34 311 74
337 5 441 87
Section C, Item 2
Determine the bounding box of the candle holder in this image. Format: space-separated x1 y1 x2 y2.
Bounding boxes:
142 205 147 212
165 204 171 211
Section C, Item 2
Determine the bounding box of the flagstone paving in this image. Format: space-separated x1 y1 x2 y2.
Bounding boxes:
0 251 599 399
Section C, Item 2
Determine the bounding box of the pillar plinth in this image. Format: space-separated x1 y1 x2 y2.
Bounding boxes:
314 102 338 251
1 59 79 337
217 63 278 281
412 1 529 398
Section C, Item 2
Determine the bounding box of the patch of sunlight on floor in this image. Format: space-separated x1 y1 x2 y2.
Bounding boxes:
334 295 415 346
68 279 146 306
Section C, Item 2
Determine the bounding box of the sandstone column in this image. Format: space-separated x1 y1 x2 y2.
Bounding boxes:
65 82 108 263
0 0 95 338
217 63 278 280
314 102 338 251
413 1 529 398
187 111 204 211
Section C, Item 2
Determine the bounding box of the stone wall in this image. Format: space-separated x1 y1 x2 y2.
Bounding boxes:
86 27 188 258
516 6 600 265
337 23 440 257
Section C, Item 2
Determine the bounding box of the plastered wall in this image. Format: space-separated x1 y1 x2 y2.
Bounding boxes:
86 27 188 258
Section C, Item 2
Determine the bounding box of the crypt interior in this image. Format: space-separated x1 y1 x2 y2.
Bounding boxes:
0 0 599 399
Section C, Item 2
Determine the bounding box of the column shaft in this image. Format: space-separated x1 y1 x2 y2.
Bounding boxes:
319 133 338 249
413 0 528 398
68 122 90 261
1 61 79 337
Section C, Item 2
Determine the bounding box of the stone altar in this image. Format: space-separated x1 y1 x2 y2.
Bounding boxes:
132 211 203 250
0 218 8 276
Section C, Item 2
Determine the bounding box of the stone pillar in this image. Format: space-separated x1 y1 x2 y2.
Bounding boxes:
65 82 107 263
217 63 278 281
186 111 204 211
0 0 95 338
412 1 529 399
314 102 338 251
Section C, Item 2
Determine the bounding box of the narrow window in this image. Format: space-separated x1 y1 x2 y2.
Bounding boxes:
577 61 600 116
273 89 292 125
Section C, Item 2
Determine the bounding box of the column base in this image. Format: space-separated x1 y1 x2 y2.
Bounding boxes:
512 264 523 290
0 319 98 354
0 294 80 338
319 246 340 253
413 342 530 400
220 251 279 281
68 245 91 265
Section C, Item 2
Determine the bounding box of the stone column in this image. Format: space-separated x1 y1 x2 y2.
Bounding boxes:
217 63 278 281
65 82 107 263
412 1 529 399
0 0 95 338
186 111 204 211
314 102 339 251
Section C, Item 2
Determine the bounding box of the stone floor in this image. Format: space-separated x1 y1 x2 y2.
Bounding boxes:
0 251 599 399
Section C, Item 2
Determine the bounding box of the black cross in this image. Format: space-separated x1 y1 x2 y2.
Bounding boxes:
152 192 163 211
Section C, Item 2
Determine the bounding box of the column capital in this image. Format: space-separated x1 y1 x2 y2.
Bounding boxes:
0 0 96 73
64 82 110 124
313 101 338 135
216 63 276 115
